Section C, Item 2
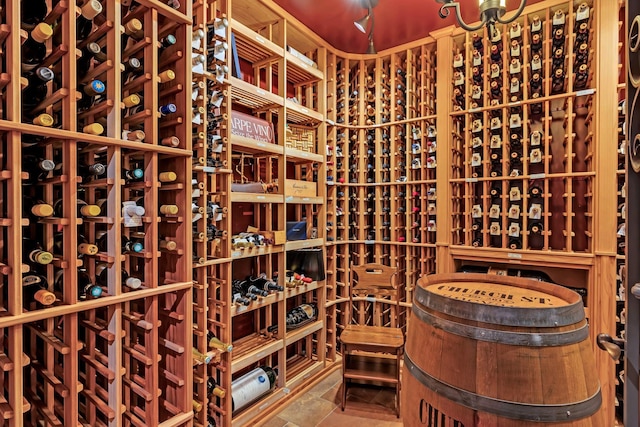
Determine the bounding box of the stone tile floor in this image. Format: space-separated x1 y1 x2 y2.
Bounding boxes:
259 369 403 427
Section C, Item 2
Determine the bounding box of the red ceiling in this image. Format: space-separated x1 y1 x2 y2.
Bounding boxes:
274 0 543 53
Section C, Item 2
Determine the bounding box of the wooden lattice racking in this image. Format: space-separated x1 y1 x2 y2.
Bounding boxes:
2 0 194 426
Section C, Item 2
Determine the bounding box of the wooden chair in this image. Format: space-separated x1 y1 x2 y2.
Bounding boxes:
338 263 404 417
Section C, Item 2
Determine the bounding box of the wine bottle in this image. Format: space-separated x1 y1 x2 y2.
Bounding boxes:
122 167 144 183
96 232 143 253
159 103 177 117
22 67 55 111
78 42 104 79
192 348 216 365
22 155 55 183
78 160 106 179
508 237 522 250
551 68 566 94
21 23 54 72
207 377 226 398
76 0 103 41
529 221 544 235
22 197 54 219
53 232 98 258
235 279 268 298
231 366 277 413
207 416 217 427
23 237 53 266
21 0 48 31
78 79 106 111
22 272 56 306
54 268 102 300
122 57 143 82
207 331 233 352
53 199 101 218
96 262 142 289
121 19 143 48
267 303 318 334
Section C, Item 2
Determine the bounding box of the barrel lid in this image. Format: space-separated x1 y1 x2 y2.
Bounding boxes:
415 273 585 327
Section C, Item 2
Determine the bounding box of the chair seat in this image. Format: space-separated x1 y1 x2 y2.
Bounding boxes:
340 325 404 350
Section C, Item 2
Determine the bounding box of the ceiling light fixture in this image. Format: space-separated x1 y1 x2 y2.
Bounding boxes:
436 0 527 38
354 0 378 54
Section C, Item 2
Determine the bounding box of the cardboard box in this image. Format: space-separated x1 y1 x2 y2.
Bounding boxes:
285 179 317 198
262 230 286 245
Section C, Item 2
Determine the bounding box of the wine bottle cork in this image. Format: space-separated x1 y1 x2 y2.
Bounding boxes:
159 240 178 251
192 400 204 412
193 132 205 141
81 0 103 20
125 130 146 141
84 80 105 96
31 203 53 217
194 106 205 115
159 205 179 215
31 23 54 43
125 277 142 289
78 243 99 255
158 70 175 83
80 204 101 217
160 136 180 147
209 337 233 352
211 386 226 398
33 113 54 127
34 289 56 306
83 123 104 135
159 172 177 182
31 250 53 265
123 94 141 108
124 19 143 35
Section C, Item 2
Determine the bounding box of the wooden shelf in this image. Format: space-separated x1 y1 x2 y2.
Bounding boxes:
231 334 284 374
285 238 324 251
231 192 284 204
228 76 283 111
231 18 285 63
285 147 323 164
231 135 284 156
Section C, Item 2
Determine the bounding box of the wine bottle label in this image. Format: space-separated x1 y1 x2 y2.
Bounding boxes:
123 201 144 227
31 23 54 44
232 368 274 412
31 203 53 217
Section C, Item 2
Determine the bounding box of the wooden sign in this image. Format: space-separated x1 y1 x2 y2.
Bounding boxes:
230 111 275 143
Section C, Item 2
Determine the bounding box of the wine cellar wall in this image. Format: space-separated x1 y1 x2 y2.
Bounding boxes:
0 0 628 426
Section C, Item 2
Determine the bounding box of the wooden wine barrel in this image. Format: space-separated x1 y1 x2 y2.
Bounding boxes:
401 273 604 427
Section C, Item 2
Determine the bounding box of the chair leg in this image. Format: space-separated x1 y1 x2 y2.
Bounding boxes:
341 351 347 411
396 351 401 418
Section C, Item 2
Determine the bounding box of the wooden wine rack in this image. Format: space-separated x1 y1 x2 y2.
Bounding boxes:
0 0 627 425
318 0 621 425
190 0 328 425
1 0 194 426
